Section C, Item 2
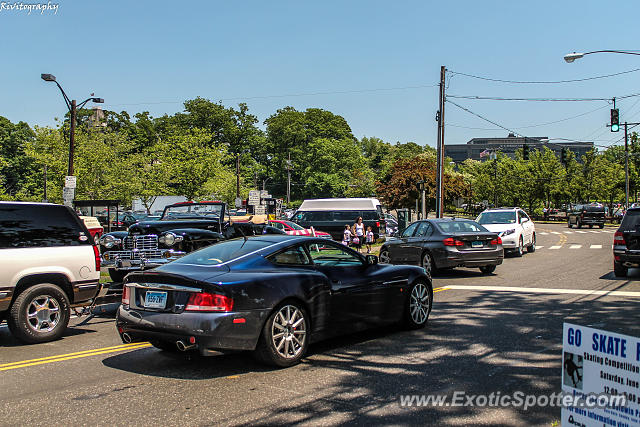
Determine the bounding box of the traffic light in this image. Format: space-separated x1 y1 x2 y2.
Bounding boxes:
611 108 620 132
560 147 568 165
522 144 529 160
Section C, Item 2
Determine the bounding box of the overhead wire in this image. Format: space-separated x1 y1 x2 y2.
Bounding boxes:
448 68 640 84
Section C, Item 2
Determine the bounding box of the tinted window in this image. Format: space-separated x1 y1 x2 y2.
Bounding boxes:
621 210 640 229
295 211 333 222
415 222 433 237
0 204 89 249
401 222 419 237
436 221 488 233
306 243 362 266
173 239 276 265
268 245 311 265
334 211 361 222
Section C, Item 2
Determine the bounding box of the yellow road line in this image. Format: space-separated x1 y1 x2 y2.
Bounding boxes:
0 342 151 372
433 287 450 293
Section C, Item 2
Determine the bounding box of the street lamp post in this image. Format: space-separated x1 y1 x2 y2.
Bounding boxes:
563 50 640 209
41 73 103 205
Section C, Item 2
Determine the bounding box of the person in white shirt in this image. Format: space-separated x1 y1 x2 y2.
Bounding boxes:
342 225 352 246
352 217 365 252
365 226 374 254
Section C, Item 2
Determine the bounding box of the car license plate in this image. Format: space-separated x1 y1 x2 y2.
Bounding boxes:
471 241 483 248
144 291 167 309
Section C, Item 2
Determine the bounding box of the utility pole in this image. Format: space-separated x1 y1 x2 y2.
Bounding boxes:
625 122 629 209
236 153 240 198
68 100 76 176
435 66 446 218
286 153 292 204
43 164 48 203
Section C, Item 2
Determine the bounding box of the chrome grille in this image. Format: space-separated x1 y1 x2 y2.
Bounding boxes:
124 235 158 251
106 250 165 260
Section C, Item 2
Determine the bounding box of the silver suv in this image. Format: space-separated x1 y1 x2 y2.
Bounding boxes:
0 202 105 343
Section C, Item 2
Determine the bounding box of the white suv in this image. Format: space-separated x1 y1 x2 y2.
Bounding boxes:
476 207 536 256
0 202 105 343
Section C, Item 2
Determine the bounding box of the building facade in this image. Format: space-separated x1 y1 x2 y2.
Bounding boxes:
444 134 594 162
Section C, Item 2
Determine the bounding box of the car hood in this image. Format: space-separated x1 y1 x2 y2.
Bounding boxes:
480 223 519 233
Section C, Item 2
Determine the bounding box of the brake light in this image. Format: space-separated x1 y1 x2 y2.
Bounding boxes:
443 237 464 246
614 231 626 246
490 237 502 245
122 285 130 305
93 244 101 271
376 221 380 227
185 292 233 312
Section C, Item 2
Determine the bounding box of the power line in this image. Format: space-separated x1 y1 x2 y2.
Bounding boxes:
102 83 440 107
446 99 520 136
447 94 612 102
448 68 640 84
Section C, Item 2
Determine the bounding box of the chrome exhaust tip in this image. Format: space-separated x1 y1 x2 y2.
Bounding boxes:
176 340 196 351
122 332 133 344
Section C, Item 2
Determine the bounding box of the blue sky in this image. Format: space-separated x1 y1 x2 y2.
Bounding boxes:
1 0 638 149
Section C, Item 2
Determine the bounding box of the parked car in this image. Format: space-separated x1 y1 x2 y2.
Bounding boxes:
567 204 605 229
292 198 385 240
269 219 332 238
0 202 106 343
378 218 503 276
476 207 536 256
79 215 104 243
116 235 432 367
100 201 284 283
613 207 640 277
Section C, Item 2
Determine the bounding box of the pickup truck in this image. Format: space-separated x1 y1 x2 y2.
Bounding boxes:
567 204 605 229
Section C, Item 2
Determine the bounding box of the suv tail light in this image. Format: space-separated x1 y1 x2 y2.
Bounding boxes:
490 237 502 245
186 292 233 312
376 221 380 228
443 237 464 246
92 244 101 271
122 285 130 305
614 231 626 246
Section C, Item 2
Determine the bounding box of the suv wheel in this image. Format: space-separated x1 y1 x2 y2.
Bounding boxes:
8 283 70 343
527 233 536 253
614 262 627 278
568 220 573 229
515 236 524 257
589 224 593 229
599 224 605 229
576 220 582 229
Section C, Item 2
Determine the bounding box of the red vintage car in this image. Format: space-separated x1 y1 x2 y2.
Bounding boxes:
269 220 332 239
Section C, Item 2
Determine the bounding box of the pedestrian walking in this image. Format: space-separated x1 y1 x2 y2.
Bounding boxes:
352 216 365 252
342 225 352 246
365 226 374 254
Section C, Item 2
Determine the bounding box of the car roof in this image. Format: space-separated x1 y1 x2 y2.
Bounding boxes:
427 218 477 223
482 207 519 212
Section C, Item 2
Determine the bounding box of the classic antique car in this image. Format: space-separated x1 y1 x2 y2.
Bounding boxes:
99 201 284 282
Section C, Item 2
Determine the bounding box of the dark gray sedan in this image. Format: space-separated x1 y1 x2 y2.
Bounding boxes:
378 218 504 276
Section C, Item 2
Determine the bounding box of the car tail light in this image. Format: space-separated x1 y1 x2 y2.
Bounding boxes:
443 237 464 246
614 231 626 246
490 237 502 245
93 244 101 271
185 292 233 312
122 285 130 305
376 221 380 227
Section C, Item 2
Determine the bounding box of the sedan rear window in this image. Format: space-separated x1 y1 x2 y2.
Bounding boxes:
173 239 276 265
436 221 488 233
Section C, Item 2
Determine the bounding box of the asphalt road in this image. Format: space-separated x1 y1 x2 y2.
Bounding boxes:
1 222 638 426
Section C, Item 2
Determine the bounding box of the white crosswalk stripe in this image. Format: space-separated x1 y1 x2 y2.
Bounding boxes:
550 232 561 235
569 245 581 249
590 244 602 249
539 232 549 235
588 230 599 233
574 231 588 234
536 246 544 249
564 231 573 234
549 245 562 250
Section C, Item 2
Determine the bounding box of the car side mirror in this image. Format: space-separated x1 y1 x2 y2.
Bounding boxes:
366 254 378 265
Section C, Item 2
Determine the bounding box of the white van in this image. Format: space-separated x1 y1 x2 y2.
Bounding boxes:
293 198 385 240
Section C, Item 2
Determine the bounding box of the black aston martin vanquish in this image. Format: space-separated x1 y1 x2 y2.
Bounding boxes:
116 235 432 367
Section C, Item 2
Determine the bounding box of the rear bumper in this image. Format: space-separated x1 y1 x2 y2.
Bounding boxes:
578 218 604 225
116 305 271 353
613 246 640 267
436 247 504 268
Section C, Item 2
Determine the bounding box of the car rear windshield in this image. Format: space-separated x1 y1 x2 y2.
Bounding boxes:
584 205 605 212
172 238 277 266
621 210 640 229
476 211 516 225
0 204 89 249
436 220 488 233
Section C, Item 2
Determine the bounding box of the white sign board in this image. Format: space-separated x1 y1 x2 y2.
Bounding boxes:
235 197 243 208
561 322 639 426
65 176 77 189
254 205 266 215
248 190 261 205
62 186 75 207
260 190 270 198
